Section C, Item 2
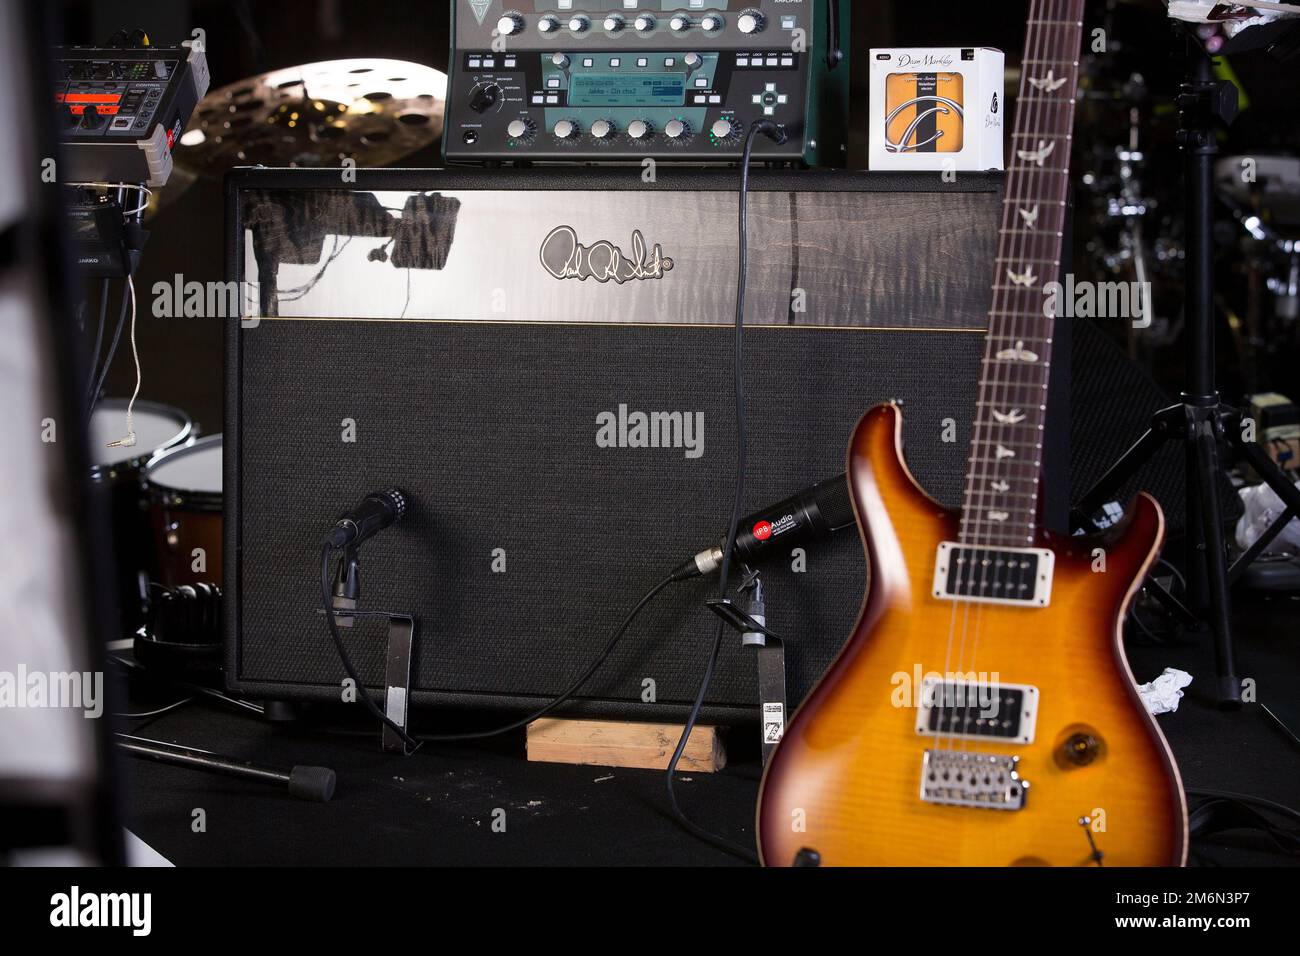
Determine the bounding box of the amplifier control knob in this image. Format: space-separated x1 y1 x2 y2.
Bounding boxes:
538 15 560 34
670 14 692 33
568 15 590 34
603 14 625 33
496 13 524 36
627 119 653 140
664 119 691 141
81 104 107 129
553 118 580 140
737 10 766 34
506 118 535 142
684 52 703 70
701 14 725 33
590 119 616 140
634 14 656 33
711 117 737 140
552 52 570 69
468 82 502 113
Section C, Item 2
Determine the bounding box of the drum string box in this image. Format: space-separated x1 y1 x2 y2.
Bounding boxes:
444 1 849 166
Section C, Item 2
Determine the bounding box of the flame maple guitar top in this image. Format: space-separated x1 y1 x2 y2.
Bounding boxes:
757 404 1188 867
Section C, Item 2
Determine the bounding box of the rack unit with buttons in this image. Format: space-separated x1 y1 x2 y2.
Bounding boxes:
52 39 209 185
445 1 847 165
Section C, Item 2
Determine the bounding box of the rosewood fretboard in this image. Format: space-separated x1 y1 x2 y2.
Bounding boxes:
958 0 1086 548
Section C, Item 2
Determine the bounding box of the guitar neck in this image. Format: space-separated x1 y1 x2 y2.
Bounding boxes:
959 0 1085 549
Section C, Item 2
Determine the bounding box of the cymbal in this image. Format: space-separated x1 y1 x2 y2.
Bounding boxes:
175 58 446 177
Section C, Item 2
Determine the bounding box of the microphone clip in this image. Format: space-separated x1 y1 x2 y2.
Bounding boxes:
704 572 782 644
331 545 361 627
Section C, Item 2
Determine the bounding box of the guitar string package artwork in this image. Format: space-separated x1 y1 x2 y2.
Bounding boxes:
869 47 1006 171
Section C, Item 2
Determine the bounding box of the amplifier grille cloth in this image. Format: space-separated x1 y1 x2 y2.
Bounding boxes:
234 322 982 718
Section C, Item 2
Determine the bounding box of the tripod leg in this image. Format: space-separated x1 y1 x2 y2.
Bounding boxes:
1230 428 1300 517
1192 420 1241 708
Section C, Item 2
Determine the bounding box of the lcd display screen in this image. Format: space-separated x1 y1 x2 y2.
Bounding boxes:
568 74 686 108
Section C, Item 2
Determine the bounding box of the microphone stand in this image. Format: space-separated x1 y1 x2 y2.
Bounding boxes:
1071 30 1300 708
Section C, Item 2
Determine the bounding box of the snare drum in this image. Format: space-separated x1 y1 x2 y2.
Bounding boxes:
143 435 223 590
89 399 193 638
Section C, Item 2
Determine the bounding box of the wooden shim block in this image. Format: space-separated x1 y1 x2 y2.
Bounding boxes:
526 718 727 773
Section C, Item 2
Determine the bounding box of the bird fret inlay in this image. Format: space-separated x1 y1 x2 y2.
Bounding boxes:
1028 69 1068 92
994 341 1040 363
1006 267 1039 287
1016 139 1056 166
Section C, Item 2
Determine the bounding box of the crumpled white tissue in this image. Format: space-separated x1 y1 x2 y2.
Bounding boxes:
1166 2 1294 38
1137 667 1194 715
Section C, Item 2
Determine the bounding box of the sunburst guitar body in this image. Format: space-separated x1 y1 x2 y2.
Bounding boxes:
757 0 1186 866
756 404 1188 866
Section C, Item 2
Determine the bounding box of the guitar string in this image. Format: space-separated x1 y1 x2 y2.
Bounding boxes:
956 0 1055 749
949 0 1064 756
933 0 1043 754
959 0 1080 756
958 0 1070 752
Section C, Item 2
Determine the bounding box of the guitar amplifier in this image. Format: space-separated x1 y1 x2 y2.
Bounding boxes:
224 167 1060 722
443 0 849 165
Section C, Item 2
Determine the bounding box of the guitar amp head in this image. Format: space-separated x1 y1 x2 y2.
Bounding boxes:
443 0 848 166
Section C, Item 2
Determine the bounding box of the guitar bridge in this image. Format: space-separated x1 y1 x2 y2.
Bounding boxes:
920 750 1028 810
932 542 1054 607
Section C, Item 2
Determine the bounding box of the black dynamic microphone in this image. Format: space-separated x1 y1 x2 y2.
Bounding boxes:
673 474 855 579
324 488 407 549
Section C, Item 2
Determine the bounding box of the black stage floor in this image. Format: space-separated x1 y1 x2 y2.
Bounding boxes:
120 595 1300 867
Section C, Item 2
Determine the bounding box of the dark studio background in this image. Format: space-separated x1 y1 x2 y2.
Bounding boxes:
45 1 1300 871
56 0 1280 432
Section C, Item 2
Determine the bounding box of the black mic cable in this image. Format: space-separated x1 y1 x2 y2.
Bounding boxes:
321 539 694 750
664 119 787 866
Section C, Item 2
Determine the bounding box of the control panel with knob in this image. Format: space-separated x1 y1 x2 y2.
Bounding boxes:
52 38 210 186
445 1 849 166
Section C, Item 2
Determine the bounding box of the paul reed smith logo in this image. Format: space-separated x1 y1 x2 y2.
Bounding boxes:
540 225 674 283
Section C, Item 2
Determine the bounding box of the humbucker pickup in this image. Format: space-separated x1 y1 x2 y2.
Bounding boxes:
932 542 1054 607
915 678 1039 744
920 750 1027 811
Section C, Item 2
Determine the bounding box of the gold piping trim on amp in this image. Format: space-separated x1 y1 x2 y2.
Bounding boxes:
237 315 989 333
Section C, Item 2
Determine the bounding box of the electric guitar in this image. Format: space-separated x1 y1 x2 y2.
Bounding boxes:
756 0 1187 867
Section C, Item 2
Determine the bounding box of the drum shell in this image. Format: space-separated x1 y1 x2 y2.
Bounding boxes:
88 399 192 638
144 435 223 590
